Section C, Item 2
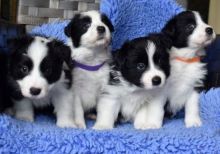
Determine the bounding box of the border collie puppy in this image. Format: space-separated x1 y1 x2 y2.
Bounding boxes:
6 35 76 128
93 34 171 130
64 10 114 128
162 11 216 127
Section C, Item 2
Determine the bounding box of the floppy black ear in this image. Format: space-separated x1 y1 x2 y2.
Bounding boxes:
7 35 33 54
64 22 72 37
64 14 81 37
113 41 131 68
101 14 114 32
158 34 173 49
48 40 72 68
162 17 176 40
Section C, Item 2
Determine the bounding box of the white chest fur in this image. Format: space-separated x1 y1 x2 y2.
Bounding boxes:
166 59 206 113
72 64 110 110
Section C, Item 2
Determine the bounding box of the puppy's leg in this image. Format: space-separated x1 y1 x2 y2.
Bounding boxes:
14 98 34 122
53 91 76 128
93 96 120 130
134 98 165 130
74 95 86 129
184 91 202 127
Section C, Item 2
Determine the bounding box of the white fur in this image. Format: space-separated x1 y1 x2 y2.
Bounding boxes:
94 41 167 130
78 11 111 49
17 37 50 99
68 11 112 128
141 42 166 89
165 11 216 127
14 37 76 128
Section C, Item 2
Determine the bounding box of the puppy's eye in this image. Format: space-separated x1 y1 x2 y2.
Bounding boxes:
83 23 91 29
137 63 146 70
44 68 52 75
20 65 29 74
186 24 195 32
158 59 162 64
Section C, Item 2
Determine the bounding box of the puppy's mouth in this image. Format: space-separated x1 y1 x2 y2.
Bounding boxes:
97 35 105 40
194 36 215 47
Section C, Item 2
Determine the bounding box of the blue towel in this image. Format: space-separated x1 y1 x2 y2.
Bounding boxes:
1 0 220 153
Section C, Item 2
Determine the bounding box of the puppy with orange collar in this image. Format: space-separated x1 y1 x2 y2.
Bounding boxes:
162 11 216 127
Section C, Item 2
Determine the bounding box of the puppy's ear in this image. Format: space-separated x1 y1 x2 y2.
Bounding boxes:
162 17 176 40
113 41 131 68
148 33 172 50
101 14 114 32
48 40 72 68
7 35 33 54
158 34 173 49
64 14 81 37
64 24 71 37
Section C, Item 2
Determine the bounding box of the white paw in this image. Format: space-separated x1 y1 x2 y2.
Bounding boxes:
185 117 202 128
56 119 77 128
92 123 113 130
15 112 34 122
134 121 162 130
75 120 86 129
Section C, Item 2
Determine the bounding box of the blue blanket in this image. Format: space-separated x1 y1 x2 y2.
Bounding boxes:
1 0 220 153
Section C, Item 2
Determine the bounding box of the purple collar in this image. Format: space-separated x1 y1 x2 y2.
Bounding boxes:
72 60 106 71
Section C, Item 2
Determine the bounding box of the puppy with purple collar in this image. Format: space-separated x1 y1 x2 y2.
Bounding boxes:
64 10 114 128
162 11 216 127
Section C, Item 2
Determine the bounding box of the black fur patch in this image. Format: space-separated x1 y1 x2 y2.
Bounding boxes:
6 35 72 100
64 14 92 47
101 14 114 32
0 52 13 111
162 11 196 48
114 34 170 87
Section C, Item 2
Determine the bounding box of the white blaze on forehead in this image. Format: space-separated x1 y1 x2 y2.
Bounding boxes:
27 36 49 66
141 41 166 89
146 41 156 70
17 36 50 98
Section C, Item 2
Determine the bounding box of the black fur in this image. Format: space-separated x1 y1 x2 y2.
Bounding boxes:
6 35 72 100
64 14 92 47
162 11 196 48
64 12 114 48
0 52 13 111
101 14 114 32
114 34 171 87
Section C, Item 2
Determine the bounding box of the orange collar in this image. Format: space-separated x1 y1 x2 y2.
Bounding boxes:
172 56 201 63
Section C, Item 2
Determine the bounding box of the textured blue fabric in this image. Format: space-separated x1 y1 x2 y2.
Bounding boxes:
1 0 220 153
1 89 220 153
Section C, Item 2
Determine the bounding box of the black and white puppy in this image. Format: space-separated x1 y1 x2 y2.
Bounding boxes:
64 10 114 128
93 34 171 130
162 11 216 127
5 35 76 128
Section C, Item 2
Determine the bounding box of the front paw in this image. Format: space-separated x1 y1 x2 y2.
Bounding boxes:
15 114 34 122
57 119 76 128
93 123 113 130
15 112 34 122
75 120 86 129
134 120 162 130
185 116 202 128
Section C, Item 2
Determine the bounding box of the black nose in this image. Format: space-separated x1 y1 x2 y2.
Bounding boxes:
97 26 106 34
206 27 213 35
152 76 161 86
30 87 41 96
